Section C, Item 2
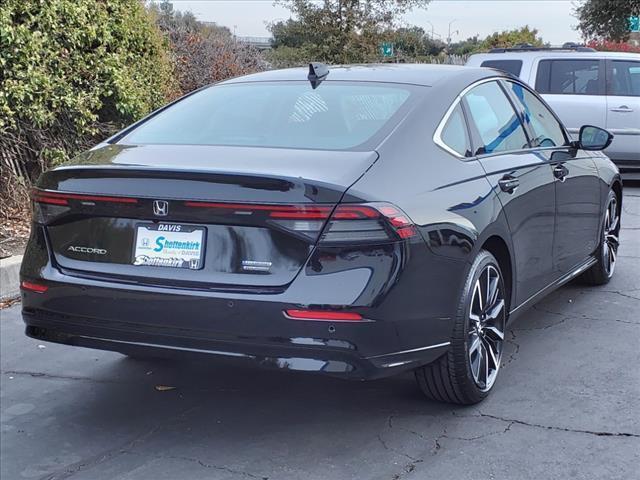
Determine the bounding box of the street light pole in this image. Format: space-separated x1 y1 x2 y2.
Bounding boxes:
426 21 435 40
447 19 458 46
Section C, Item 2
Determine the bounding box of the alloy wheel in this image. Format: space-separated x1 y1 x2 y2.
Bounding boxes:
602 197 620 278
468 265 505 392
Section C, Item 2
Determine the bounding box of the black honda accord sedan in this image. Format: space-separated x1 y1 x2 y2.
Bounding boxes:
21 64 622 404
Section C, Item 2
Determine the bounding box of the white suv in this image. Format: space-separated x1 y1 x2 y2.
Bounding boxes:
467 46 640 174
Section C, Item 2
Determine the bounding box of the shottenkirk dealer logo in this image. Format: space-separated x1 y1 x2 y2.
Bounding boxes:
153 200 169 216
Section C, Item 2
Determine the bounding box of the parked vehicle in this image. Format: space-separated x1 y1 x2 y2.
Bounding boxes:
21 64 622 404
466 45 640 176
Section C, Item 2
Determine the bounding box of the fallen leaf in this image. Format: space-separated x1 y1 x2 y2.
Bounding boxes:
155 385 176 392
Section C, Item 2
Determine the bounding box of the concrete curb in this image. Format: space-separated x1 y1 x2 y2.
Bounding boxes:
1 255 22 301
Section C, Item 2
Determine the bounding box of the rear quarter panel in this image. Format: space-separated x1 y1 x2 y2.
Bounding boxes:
345 79 515 321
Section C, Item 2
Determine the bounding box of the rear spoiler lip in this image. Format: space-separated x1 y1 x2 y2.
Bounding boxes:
36 167 370 204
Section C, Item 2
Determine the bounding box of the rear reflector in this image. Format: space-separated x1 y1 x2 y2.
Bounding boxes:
32 189 138 205
284 309 363 321
20 281 48 293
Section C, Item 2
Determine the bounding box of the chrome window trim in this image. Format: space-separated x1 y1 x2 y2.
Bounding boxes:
472 145 572 160
433 78 501 159
433 76 572 160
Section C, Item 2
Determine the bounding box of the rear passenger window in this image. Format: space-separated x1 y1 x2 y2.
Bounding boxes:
535 59 603 95
440 104 471 157
480 60 523 77
464 81 529 155
507 82 567 148
609 60 640 97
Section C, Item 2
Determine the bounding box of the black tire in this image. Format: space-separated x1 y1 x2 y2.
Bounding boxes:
582 189 620 286
415 250 507 405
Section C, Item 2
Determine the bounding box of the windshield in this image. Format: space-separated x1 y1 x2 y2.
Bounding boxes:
122 82 413 150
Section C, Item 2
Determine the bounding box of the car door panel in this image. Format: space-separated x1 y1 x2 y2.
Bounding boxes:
546 150 601 275
479 153 557 305
462 80 557 305
502 79 603 276
606 59 640 162
534 58 607 141
541 94 607 140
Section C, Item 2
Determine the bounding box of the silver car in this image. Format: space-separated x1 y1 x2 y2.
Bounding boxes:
467 46 640 176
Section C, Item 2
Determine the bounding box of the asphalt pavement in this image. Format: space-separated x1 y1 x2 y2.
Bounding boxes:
2 186 639 480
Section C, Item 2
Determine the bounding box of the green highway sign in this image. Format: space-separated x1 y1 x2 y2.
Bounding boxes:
630 16 640 32
380 42 394 57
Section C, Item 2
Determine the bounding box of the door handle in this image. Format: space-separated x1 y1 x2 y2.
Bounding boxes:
610 105 633 113
498 175 519 193
553 164 569 182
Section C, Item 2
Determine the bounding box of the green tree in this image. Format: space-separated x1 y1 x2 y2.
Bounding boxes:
269 0 431 64
391 27 426 58
448 35 482 56
576 0 640 41
478 26 544 51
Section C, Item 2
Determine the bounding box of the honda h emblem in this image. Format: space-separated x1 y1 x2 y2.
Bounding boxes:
153 200 169 217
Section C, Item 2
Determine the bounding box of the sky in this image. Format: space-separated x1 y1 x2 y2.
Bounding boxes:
166 0 583 45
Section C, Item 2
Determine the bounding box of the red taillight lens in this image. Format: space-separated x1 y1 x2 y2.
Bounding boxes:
184 202 332 217
20 281 48 293
284 309 364 321
31 189 138 224
183 200 418 243
375 205 418 239
320 203 418 244
32 189 138 205
32 194 68 206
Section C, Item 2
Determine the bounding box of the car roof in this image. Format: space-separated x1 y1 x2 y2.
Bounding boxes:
220 63 505 87
468 50 640 61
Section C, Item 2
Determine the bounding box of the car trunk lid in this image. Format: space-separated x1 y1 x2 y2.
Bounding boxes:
37 144 378 288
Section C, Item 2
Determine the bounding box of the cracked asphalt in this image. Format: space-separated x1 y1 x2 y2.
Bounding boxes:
2 186 639 480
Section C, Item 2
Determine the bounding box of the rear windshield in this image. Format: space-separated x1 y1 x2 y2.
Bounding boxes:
480 60 523 76
122 81 413 150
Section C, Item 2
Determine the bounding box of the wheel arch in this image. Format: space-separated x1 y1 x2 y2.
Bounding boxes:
611 179 623 212
480 235 514 314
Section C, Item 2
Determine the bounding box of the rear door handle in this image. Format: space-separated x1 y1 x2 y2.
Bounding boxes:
610 105 633 113
553 164 569 182
498 175 519 193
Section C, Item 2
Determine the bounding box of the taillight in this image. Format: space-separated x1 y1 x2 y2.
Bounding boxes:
184 200 418 243
319 203 418 244
32 189 138 205
31 188 138 224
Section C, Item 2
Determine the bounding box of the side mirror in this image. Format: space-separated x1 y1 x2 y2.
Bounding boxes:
575 125 613 151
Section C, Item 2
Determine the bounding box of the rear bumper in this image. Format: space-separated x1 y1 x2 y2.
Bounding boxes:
20 270 453 381
20 225 462 380
23 312 449 380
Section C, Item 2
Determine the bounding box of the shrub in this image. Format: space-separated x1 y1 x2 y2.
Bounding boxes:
150 4 265 94
0 0 177 215
586 39 640 53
